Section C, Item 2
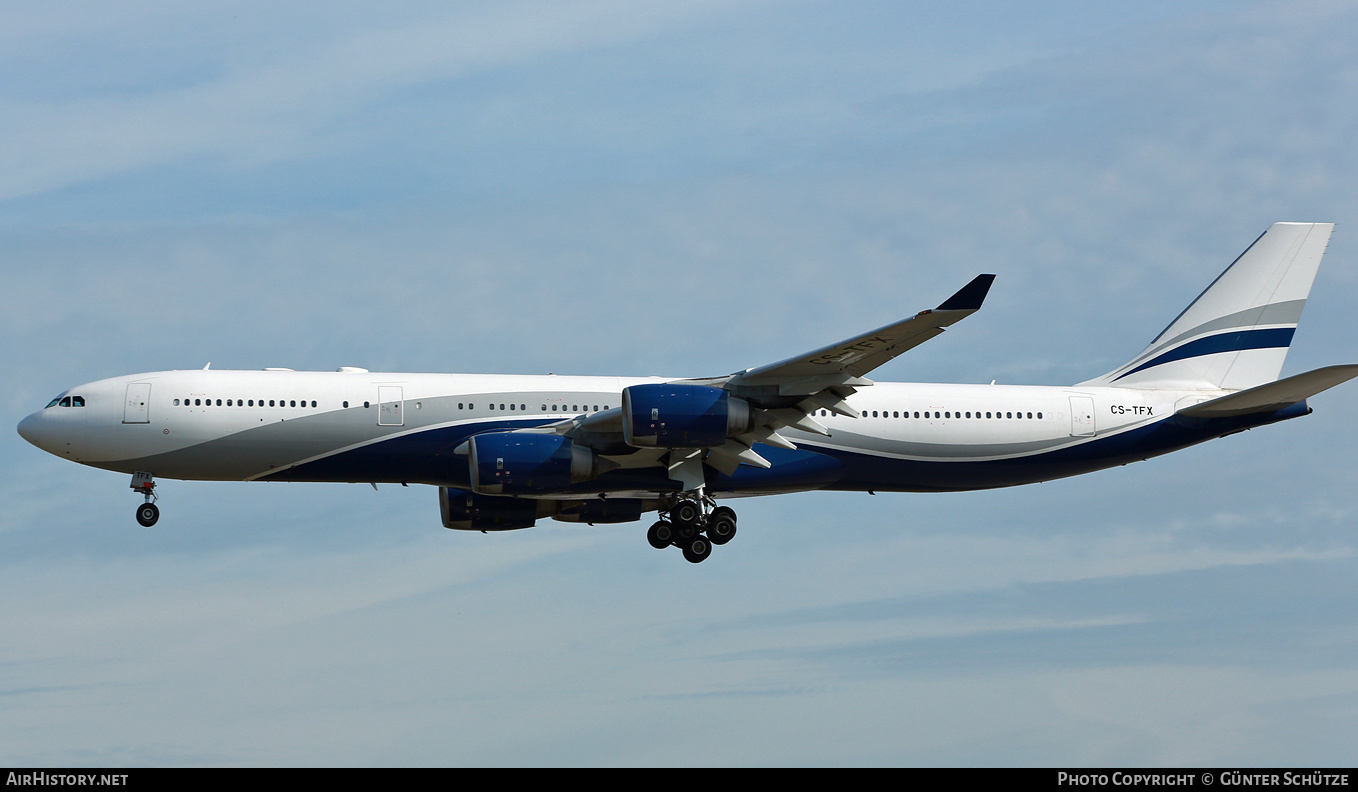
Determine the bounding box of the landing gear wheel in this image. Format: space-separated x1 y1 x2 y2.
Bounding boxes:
682 536 712 564
706 507 737 545
647 521 673 549
670 500 701 530
136 502 160 527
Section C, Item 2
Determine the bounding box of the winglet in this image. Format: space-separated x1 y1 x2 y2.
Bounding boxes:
936 274 996 312
724 273 998 386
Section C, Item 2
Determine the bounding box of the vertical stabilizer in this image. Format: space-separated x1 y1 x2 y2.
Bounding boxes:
1081 222 1333 390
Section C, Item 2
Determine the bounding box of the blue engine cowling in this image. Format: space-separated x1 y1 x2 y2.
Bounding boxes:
469 431 599 495
439 487 540 531
622 384 751 448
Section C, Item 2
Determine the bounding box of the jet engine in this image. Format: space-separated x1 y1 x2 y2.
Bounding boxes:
468 431 603 495
439 487 540 531
622 383 751 448
552 498 646 524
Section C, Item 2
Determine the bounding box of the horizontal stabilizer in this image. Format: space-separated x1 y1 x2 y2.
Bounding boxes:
1177 364 1358 418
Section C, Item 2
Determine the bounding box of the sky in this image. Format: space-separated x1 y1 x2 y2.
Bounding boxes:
3 0 1358 767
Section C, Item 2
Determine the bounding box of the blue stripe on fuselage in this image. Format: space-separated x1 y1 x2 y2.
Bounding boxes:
259 418 546 488
801 401 1308 492
263 403 1308 495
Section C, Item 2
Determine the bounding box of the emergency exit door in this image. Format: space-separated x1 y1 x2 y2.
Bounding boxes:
378 386 404 426
123 383 151 424
1069 395 1095 437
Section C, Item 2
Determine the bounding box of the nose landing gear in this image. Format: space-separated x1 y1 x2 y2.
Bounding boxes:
131 471 159 527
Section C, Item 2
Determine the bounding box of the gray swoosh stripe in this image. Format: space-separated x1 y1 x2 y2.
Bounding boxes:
1119 299 1305 374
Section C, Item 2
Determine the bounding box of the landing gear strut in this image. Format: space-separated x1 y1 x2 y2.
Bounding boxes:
646 493 737 563
131 471 159 527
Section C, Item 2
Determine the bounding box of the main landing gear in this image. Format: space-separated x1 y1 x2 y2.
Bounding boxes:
646 495 738 564
131 471 159 527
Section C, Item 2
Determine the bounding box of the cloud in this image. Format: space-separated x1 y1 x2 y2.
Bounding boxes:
0 1 741 202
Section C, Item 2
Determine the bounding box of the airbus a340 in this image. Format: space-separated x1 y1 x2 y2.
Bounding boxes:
19 223 1356 563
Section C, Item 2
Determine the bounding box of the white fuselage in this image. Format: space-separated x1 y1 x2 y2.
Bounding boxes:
19 367 1231 494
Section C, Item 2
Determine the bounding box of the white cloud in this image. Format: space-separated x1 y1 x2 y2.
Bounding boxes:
0 1 742 201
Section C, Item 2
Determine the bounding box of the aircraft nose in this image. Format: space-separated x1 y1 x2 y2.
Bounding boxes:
17 411 53 452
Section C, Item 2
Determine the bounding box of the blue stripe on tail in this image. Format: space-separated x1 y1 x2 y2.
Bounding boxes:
1113 327 1295 382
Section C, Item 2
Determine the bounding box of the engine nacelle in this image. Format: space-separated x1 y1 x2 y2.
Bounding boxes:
552 498 646 524
622 384 751 448
469 431 599 495
439 487 539 531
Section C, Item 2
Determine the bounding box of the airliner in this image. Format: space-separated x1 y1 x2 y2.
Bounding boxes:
18 222 1357 563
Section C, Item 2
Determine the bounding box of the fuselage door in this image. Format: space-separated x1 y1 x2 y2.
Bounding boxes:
378 386 404 426
1069 395 1095 437
123 383 151 424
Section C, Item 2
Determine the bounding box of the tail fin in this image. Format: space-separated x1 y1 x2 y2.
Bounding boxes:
1081 222 1334 390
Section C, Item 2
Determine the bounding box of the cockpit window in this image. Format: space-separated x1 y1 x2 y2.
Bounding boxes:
44 395 86 408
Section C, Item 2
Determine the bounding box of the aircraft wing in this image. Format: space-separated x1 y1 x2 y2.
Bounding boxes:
671 274 994 476
527 274 996 484
722 274 995 393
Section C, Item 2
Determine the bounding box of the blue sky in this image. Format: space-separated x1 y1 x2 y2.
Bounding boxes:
4 0 1358 766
